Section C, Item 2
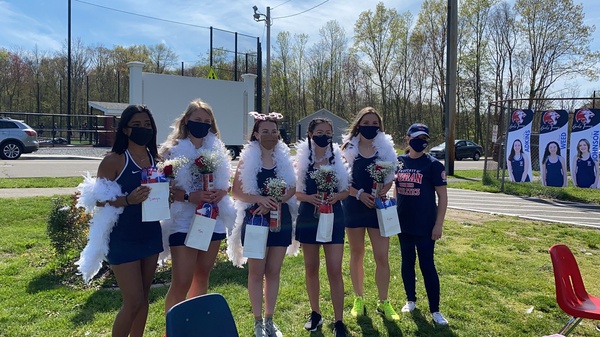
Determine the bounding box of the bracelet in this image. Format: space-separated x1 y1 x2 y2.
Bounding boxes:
355 188 364 200
125 195 130 206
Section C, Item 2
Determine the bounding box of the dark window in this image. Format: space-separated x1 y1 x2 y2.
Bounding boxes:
0 121 18 129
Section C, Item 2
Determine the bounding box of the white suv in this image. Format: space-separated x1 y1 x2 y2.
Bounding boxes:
0 117 39 159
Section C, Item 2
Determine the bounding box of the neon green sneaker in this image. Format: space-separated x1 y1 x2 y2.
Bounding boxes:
377 300 400 321
350 296 365 317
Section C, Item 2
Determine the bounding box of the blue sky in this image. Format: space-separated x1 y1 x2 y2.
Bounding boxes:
0 0 599 93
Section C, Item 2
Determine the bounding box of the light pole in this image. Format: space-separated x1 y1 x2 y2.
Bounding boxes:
253 5 271 113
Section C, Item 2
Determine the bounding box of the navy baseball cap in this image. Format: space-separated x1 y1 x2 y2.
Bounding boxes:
407 123 430 138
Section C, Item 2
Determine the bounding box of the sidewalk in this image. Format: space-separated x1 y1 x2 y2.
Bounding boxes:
0 187 77 198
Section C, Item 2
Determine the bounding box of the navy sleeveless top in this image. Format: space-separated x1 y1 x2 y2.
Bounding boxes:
576 156 596 188
342 153 379 228
510 155 530 182
106 150 163 265
544 157 564 187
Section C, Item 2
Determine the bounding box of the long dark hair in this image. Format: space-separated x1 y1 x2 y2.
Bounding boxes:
508 139 523 161
111 105 160 160
542 141 561 164
307 118 335 165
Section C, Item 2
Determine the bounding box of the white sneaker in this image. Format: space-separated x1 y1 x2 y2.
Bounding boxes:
401 301 416 312
432 312 449 325
264 317 283 337
254 319 266 337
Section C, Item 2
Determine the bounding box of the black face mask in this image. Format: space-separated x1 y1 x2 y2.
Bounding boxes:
312 135 332 148
358 125 380 140
128 127 153 146
187 121 211 139
409 138 429 152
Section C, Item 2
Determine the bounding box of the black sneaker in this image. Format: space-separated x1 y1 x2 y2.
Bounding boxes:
303 311 323 331
333 320 347 337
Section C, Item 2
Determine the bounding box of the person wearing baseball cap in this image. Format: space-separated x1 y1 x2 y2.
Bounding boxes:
394 122 449 326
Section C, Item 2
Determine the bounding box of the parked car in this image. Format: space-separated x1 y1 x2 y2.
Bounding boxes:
429 139 483 161
0 117 39 160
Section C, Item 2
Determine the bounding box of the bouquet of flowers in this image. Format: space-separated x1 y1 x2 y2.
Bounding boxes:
261 177 287 232
192 149 223 191
157 157 189 179
367 160 395 198
309 165 337 216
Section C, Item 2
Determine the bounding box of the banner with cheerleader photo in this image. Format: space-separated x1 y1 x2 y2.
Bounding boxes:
506 109 533 183
569 108 600 188
538 110 569 187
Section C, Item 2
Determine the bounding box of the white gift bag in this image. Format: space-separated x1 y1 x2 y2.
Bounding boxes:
243 220 269 260
376 205 401 237
185 213 217 251
141 182 171 222
316 212 334 243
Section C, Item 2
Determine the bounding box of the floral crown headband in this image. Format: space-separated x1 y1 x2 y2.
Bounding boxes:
249 111 284 120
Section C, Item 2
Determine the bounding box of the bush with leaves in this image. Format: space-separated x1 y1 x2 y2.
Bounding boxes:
47 193 90 261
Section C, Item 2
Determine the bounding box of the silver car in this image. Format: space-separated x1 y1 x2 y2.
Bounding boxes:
0 117 39 159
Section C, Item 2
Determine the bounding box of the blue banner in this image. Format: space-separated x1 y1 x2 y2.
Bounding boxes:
569 108 600 188
506 109 534 182
539 110 569 187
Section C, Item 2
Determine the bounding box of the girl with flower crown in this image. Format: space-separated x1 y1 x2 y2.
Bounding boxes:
340 107 400 321
228 112 297 337
294 118 350 336
159 99 235 317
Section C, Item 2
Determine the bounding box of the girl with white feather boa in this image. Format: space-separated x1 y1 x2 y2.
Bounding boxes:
76 105 163 337
228 112 297 337
159 99 235 316
340 107 400 321
294 118 350 336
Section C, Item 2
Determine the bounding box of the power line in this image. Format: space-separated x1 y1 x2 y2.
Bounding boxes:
272 0 329 19
74 0 257 39
272 0 293 10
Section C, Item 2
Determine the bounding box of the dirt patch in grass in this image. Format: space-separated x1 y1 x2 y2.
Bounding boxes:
446 209 496 224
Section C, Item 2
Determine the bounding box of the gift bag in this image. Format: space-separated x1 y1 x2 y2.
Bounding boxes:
375 198 401 237
185 203 218 251
316 212 334 243
141 181 171 222
243 215 269 259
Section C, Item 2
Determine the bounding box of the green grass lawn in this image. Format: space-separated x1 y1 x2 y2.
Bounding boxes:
2 196 600 336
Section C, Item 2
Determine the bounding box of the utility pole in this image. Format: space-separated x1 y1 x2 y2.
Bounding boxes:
445 0 458 175
67 0 72 144
253 5 271 113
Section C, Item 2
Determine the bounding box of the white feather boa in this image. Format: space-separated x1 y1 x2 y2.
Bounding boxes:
75 172 125 284
294 139 350 193
341 131 398 184
226 140 299 267
158 135 236 261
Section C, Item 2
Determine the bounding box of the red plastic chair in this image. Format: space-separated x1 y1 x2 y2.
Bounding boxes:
549 244 600 336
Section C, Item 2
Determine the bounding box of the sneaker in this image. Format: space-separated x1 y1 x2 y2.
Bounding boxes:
350 296 365 317
333 320 347 337
254 319 266 337
376 300 400 321
401 301 416 313
264 317 283 337
432 312 449 325
303 311 323 331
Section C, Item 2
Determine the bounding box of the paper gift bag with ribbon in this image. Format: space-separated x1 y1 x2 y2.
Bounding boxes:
185 203 218 251
316 201 334 243
243 215 269 259
375 197 401 237
141 183 171 222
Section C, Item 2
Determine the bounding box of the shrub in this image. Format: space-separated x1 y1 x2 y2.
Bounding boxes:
46 193 90 260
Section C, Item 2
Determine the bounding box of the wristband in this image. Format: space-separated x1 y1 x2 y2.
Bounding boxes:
125 194 130 206
355 188 364 200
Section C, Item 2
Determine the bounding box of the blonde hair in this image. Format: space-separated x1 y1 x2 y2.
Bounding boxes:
342 106 384 149
160 99 221 156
